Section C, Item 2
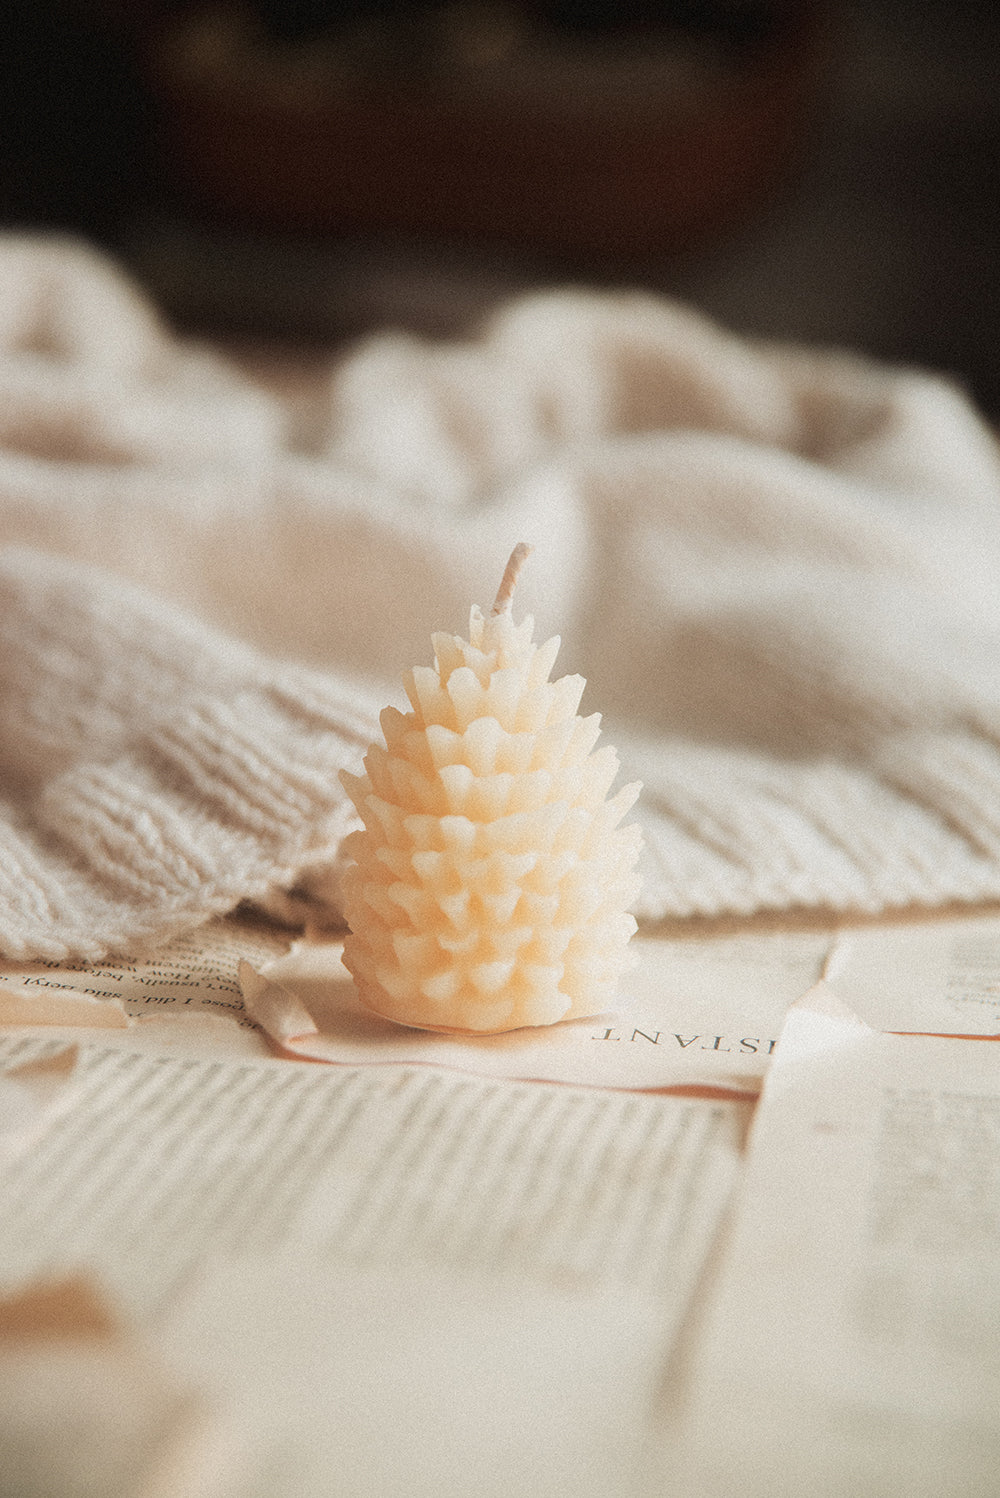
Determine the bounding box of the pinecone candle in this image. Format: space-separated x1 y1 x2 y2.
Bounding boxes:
339 544 643 1034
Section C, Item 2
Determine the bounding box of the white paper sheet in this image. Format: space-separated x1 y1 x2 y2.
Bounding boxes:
0 1276 238 1498
161 1261 670 1498
0 1036 747 1325
0 1032 749 1494
240 925 831 1092
0 1044 80 1167
665 985 1000 1498
825 908 1000 1035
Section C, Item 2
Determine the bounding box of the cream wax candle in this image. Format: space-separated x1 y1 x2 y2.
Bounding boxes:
339 545 643 1034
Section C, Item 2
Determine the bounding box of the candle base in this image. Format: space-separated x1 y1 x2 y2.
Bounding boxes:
353 980 574 1037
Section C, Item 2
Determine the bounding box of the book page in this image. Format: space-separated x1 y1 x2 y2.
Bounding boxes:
161 1260 674 1498
0 917 830 1090
0 1276 237 1498
0 1033 749 1495
240 925 832 1092
0 1035 748 1325
0 916 291 1032
825 907 1000 1034
665 989 1000 1498
0 1043 81 1167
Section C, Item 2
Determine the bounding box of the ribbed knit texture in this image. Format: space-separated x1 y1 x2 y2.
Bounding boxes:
3 233 1000 958
0 547 376 959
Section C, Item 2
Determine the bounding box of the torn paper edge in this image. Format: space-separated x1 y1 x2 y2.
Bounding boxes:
0 986 130 1029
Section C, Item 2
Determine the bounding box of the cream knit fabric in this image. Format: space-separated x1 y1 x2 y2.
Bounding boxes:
0 545 377 960
3 233 1000 959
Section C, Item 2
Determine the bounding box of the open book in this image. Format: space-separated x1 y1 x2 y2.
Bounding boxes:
3 909 1000 1494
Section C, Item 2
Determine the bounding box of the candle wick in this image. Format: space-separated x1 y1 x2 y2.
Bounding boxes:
491 542 533 617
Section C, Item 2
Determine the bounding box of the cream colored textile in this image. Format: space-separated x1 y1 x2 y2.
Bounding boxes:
0 546 375 960
2 233 1000 959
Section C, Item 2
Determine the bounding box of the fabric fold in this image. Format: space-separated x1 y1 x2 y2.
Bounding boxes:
0 546 376 960
3 235 1000 957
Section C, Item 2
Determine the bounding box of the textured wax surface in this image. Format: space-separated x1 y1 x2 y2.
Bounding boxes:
340 606 642 1033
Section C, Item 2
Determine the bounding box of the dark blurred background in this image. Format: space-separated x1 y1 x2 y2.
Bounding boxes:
1 0 997 414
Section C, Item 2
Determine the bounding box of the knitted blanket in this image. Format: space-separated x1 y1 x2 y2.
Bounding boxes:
3 234 1000 961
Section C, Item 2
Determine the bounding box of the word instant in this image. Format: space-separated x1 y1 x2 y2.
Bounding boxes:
592 1028 778 1054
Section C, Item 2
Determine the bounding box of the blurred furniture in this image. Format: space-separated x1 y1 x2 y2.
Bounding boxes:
146 2 822 258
